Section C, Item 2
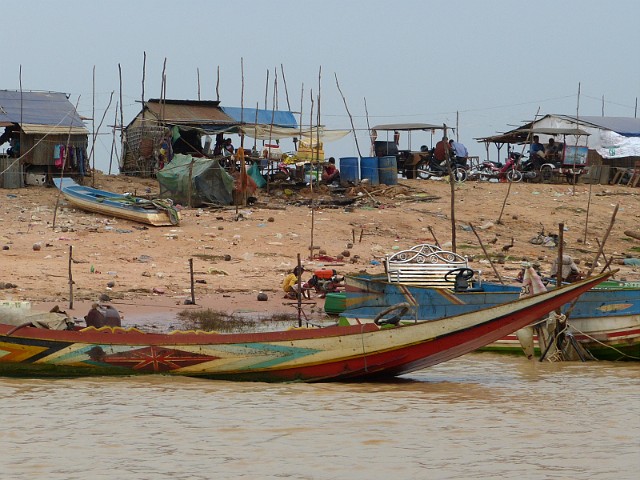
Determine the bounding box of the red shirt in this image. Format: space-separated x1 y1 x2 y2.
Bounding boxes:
434 141 447 162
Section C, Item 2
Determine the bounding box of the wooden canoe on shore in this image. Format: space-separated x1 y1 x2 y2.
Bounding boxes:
53 177 179 226
0 273 610 382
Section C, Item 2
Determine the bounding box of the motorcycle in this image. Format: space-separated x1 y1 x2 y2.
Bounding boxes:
415 151 468 182
475 152 524 182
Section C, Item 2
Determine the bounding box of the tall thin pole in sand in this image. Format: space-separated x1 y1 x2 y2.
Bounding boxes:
68 246 74 310
497 107 540 224
444 123 457 253
91 66 96 186
280 64 291 111
335 73 362 158
216 65 220 102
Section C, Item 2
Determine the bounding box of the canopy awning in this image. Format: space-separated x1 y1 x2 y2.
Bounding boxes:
20 123 89 135
239 125 350 143
477 127 590 144
370 123 445 132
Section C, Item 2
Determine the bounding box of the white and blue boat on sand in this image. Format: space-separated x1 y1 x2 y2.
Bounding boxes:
54 177 179 226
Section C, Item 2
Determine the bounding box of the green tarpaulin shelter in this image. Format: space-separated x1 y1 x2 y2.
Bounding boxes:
157 154 234 206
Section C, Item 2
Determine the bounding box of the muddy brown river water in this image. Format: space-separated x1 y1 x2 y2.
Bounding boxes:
1 353 638 479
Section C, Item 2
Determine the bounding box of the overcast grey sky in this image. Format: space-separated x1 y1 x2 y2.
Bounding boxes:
3 0 639 171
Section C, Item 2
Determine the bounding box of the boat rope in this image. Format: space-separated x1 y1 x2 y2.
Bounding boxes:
566 322 640 361
539 314 569 362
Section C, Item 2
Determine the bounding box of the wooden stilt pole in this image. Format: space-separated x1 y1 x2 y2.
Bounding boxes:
108 101 118 175
428 226 441 248
197 67 201 100
280 64 291 111
297 253 302 327
189 258 195 305
444 123 457 253
68 245 74 310
334 73 362 158
469 223 504 284
216 65 220 102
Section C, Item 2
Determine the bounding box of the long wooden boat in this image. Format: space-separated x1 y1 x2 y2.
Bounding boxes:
338 244 639 361
0 273 609 382
53 177 179 226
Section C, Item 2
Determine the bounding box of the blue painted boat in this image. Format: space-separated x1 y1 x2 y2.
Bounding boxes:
336 244 640 361
54 177 179 226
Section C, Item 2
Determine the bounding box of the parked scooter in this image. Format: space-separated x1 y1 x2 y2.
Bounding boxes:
475 152 523 182
415 151 468 182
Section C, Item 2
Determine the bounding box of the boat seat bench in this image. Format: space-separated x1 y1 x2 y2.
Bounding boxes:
384 244 470 288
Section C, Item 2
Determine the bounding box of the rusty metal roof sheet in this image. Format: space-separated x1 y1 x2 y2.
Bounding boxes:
145 99 234 125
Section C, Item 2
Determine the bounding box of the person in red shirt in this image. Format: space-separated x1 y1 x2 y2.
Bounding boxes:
321 157 341 184
433 136 449 164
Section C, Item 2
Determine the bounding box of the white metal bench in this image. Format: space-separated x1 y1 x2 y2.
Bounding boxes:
384 244 472 288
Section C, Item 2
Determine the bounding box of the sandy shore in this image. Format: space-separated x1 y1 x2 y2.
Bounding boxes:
1 172 639 327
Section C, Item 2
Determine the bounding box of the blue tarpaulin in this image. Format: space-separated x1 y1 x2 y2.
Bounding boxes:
221 106 297 128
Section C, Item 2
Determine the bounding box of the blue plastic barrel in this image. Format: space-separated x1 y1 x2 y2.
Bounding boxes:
339 157 359 184
360 156 379 185
378 155 398 185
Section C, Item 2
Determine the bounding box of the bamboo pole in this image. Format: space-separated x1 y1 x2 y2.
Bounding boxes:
280 64 291 111
91 65 96 186
469 223 504 284
274 66 279 111
68 245 74 310
118 63 124 173
564 203 619 320
160 58 167 123
253 102 259 152
88 91 114 179
444 123 456 252
556 223 565 288
91 93 114 151
428 226 440 248
264 69 269 111
570 83 581 192
141 52 146 118
197 67 201 100
317 66 322 167
267 73 278 196
189 258 196 305
583 171 593 243
588 203 619 275
239 57 248 206
334 73 362 158
53 96 82 229
497 107 540 224
364 97 373 156
308 90 315 259
595 238 615 274
108 101 118 175
297 253 302 327
308 89 313 189
216 65 220 102
298 83 304 148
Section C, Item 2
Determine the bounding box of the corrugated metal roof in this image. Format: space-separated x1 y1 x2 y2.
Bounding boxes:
0 90 87 130
145 99 235 125
561 115 640 137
